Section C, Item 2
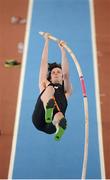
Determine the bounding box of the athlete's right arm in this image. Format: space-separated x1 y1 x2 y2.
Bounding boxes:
59 41 73 98
39 34 49 92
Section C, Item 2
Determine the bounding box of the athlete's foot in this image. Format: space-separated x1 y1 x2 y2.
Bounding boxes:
54 118 67 141
45 98 55 123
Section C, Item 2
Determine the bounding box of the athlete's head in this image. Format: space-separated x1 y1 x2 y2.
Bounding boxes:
47 62 63 84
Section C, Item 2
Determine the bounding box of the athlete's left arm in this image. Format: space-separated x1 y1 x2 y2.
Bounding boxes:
59 41 73 97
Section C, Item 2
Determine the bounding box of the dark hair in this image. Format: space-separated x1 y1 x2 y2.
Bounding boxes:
47 62 62 81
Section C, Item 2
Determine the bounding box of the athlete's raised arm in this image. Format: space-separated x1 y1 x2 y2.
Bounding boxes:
39 33 49 92
59 41 73 98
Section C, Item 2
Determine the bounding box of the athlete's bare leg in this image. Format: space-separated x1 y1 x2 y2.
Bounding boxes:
41 85 55 109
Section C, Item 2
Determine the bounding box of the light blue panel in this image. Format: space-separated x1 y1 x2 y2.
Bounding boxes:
13 0 101 179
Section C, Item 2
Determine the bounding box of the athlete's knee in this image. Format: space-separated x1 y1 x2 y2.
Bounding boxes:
52 112 64 125
41 86 55 108
41 85 55 99
54 112 64 120
45 85 55 94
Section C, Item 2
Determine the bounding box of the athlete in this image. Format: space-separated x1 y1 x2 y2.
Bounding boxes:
32 33 73 140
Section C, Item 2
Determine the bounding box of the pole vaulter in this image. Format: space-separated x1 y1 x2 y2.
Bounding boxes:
39 32 89 179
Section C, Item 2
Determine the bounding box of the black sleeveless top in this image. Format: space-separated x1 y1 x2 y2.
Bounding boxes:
48 83 68 115
33 82 68 127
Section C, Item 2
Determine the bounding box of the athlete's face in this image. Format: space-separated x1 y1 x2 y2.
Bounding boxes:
50 67 63 84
